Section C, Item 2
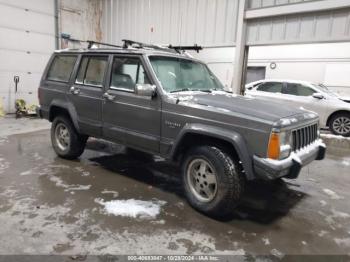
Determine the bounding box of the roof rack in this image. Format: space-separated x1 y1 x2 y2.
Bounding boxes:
122 39 203 54
61 34 203 54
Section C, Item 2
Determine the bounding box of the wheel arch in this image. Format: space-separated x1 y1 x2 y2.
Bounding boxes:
326 110 350 127
49 101 80 132
170 124 255 180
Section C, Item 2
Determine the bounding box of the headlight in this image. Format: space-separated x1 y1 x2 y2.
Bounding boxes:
268 131 292 160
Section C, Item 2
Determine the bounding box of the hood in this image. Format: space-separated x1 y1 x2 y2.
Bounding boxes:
173 91 309 122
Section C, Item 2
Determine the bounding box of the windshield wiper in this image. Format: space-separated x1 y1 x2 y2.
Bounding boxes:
170 88 221 93
170 88 191 93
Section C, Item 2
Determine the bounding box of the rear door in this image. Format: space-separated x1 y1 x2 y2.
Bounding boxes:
41 54 77 113
102 54 161 152
68 54 109 137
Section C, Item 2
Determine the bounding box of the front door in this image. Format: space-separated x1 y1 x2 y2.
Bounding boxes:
68 55 109 137
282 82 328 125
102 55 161 152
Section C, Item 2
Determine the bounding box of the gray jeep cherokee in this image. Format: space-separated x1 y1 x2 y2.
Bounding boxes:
37 42 326 218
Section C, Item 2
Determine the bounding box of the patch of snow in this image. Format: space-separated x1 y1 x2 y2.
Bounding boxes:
322 209 350 229
48 164 70 169
280 118 298 126
33 153 42 160
74 167 90 176
321 134 350 140
323 189 344 200
331 209 350 219
334 238 350 248
318 230 328 237
95 198 166 219
150 219 165 225
48 175 91 192
262 238 270 245
341 160 350 166
68 185 91 191
20 170 33 176
0 136 8 145
101 190 119 198
0 156 10 174
270 249 284 259
320 200 327 206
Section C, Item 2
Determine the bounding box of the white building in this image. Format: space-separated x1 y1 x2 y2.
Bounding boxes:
194 42 350 96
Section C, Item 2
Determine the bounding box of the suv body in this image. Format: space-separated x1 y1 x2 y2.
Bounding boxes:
246 79 350 136
37 47 326 217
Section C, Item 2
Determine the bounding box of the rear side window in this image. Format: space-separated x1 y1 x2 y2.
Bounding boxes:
46 55 77 82
76 56 108 87
284 83 316 96
257 82 283 93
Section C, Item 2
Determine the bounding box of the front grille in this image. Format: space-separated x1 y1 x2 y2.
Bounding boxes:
292 124 318 151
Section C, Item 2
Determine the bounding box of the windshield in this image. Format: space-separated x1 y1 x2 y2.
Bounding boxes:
149 56 225 93
311 83 338 97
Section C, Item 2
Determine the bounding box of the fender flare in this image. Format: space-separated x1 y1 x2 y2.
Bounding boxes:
49 100 80 132
170 123 255 180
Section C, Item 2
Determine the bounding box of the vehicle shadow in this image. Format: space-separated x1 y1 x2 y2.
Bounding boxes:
86 140 307 225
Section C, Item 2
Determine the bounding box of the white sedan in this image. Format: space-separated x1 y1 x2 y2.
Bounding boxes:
245 79 350 137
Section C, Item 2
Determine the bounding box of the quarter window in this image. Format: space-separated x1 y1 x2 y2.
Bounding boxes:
47 55 77 82
284 84 316 96
110 57 150 91
76 56 108 87
256 82 283 93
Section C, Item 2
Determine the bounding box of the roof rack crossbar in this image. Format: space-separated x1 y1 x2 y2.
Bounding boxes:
168 44 203 53
122 39 203 54
122 39 178 54
86 40 122 49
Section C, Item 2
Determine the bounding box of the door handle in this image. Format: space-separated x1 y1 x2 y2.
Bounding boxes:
103 92 116 101
70 86 80 95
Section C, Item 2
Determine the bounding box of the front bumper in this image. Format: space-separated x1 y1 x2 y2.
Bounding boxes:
253 139 326 180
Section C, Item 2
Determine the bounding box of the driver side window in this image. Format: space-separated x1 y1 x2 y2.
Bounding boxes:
110 57 150 91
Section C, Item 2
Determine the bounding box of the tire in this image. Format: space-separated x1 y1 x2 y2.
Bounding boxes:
51 116 87 159
329 112 350 137
182 145 245 219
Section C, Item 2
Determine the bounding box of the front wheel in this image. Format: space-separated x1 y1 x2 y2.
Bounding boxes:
182 146 244 219
329 113 350 137
51 116 87 159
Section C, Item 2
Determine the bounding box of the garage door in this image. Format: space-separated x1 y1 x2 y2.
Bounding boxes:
0 0 55 113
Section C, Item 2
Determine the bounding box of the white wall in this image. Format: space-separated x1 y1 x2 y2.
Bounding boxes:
60 0 103 48
102 0 239 47
0 0 105 113
191 42 350 96
0 0 55 113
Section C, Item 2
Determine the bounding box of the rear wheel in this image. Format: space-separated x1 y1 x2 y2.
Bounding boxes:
329 113 350 137
182 146 244 218
51 116 87 159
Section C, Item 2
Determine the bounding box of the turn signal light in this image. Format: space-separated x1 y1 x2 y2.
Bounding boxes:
268 132 280 160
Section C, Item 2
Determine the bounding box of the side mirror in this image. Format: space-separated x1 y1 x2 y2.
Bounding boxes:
135 84 156 97
312 93 324 99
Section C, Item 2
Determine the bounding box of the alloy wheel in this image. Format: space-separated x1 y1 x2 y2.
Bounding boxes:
187 158 218 203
